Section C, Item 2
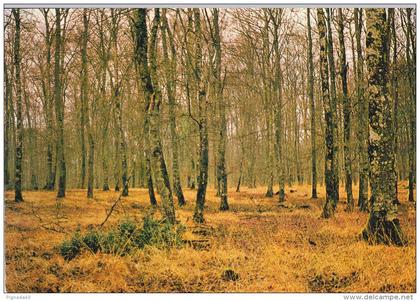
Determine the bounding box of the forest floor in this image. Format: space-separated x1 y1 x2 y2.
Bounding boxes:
4 182 416 293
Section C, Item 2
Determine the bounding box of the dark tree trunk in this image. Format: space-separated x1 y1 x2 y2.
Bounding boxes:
317 8 339 218
338 8 354 211
211 9 229 211
362 8 406 246
134 8 175 222
40 10 55 191
307 9 317 199
54 9 66 199
193 9 209 223
354 8 369 211
389 8 399 199
23 77 38 190
269 9 285 203
162 9 186 207
12 9 23 202
81 10 94 199
4 35 11 188
404 8 416 203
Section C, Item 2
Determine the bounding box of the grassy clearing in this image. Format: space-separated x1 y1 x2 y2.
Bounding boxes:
4 182 415 292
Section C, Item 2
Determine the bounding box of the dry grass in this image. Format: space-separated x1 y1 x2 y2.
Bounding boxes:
4 182 416 293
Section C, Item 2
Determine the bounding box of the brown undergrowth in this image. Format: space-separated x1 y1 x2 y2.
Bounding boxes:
4 182 415 292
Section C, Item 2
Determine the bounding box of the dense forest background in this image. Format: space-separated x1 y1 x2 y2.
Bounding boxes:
3 7 417 293
4 8 416 218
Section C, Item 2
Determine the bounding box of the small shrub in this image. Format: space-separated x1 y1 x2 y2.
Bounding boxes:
118 219 137 237
58 216 186 260
82 229 102 253
59 228 82 261
135 215 185 248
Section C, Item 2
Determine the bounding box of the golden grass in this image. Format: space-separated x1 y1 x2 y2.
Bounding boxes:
4 182 416 293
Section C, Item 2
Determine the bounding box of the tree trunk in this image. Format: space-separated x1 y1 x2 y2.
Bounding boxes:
144 117 157 205
262 16 273 198
307 9 317 199
114 87 128 196
389 8 399 198
362 8 406 246
354 8 369 211
134 8 175 223
192 9 209 223
81 10 94 199
404 8 416 203
4 33 11 188
162 9 186 207
338 8 354 211
317 8 339 218
54 8 66 198
12 9 24 202
23 76 38 190
211 9 229 211
40 10 55 191
270 9 285 203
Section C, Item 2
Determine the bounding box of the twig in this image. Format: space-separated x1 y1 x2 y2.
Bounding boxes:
30 203 68 233
98 175 132 230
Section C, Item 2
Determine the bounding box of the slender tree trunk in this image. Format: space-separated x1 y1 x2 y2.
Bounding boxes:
23 78 38 190
317 8 338 218
4 38 11 188
113 129 120 191
54 9 66 198
40 10 55 191
79 90 86 189
162 9 186 207
210 9 229 211
134 8 175 222
262 16 273 198
101 114 110 191
307 9 317 199
338 8 354 211
80 10 94 199
270 9 285 202
389 8 399 198
362 8 406 246
114 87 128 196
355 8 369 211
78 10 87 190
404 8 416 203
193 8 209 223
12 9 23 202
236 166 242 193
144 117 157 205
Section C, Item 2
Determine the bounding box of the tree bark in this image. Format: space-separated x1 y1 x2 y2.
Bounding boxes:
12 9 24 202
307 9 317 199
193 8 209 223
389 8 399 198
23 75 38 190
162 9 186 207
40 9 55 191
362 8 406 246
4 23 11 188
338 8 354 211
134 8 175 223
211 9 229 211
354 8 369 211
317 8 339 218
54 8 66 198
404 8 416 203
270 9 285 203
81 10 94 199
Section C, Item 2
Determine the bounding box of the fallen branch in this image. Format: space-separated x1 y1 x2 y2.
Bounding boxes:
98 175 132 230
30 203 68 234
